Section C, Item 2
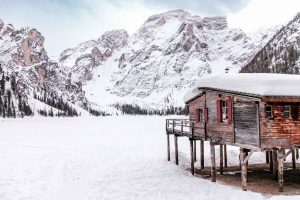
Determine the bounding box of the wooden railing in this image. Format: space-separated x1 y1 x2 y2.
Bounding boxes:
166 119 194 136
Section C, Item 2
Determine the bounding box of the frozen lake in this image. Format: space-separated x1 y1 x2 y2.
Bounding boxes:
0 116 297 200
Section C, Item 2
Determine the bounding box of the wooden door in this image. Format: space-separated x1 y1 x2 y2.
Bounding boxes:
234 102 260 147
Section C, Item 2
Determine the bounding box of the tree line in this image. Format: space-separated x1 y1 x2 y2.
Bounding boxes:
113 103 188 115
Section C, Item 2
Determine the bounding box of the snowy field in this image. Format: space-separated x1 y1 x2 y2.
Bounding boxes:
0 116 298 200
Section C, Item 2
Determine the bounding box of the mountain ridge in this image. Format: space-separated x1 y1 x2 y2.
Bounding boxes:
0 10 281 116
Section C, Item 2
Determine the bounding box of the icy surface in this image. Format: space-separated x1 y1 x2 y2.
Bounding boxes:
0 116 298 200
184 73 300 102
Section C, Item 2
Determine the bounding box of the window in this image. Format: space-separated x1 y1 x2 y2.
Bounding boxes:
216 98 233 123
222 100 228 121
265 105 273 118
196 108 204 122
283 105 291 118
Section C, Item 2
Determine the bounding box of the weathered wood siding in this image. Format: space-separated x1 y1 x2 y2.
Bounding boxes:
234 101 259 147
205 91 234 143
188 94 206 138
260 102 300 149
187 90 300 149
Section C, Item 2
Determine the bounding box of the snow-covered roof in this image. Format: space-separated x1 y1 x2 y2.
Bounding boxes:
184 73 300 103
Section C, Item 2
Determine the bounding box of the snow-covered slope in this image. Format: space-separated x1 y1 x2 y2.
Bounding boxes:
241 13 300 73
59 10 276 109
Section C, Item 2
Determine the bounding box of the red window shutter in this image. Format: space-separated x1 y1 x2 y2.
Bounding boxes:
216 99 222 123
227 97 233 124
204 108 208 122
196 109 200 122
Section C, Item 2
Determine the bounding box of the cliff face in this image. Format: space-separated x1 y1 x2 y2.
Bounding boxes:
241 13 300 74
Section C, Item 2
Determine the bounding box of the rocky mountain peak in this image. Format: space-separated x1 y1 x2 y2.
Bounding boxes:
98 29 128 49
12 27 47 67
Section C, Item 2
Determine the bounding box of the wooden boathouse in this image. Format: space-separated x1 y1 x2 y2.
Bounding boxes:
166 73 300 192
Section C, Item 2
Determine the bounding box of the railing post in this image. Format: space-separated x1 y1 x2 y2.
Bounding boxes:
165 119 168 132
172 120 175 134
181 121 183 135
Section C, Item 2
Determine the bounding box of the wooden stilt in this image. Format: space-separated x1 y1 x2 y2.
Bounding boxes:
266 151 270 164
190 138 195 175
200 139 204 169
278 149 285 192
224 145 228 168
240 148 248 191
283 149 286 161
296 149 299 160
269 151 273 172
220 144 223 175
194 140 197 162
292 149 296 170
272 149 278 180
210 141 216 182
167 134 170 161
174 135 179 165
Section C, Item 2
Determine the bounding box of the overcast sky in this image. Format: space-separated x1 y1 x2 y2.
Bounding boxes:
0 0 299 58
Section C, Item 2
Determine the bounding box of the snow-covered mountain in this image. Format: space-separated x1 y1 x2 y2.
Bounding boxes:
241 13 300 73
59 10 276 110
0 19 84 117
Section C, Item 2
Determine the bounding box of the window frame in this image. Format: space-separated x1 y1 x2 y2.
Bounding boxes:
283 105 291 119
221 100 228 122
265 105 273 118
196 108 205 123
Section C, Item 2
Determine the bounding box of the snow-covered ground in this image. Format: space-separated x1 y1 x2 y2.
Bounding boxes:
0 116 298 200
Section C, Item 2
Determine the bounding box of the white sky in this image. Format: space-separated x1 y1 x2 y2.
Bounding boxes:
0 0 299 58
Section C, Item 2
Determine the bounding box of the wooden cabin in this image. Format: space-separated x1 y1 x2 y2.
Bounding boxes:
166 73 300 192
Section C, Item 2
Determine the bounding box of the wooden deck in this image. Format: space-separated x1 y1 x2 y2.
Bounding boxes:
166 119 193 137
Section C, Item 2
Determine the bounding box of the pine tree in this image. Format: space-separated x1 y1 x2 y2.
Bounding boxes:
0 74 5 95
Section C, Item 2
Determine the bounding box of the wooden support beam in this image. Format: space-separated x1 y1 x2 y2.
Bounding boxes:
174 135 179 165
266 151 270 164
200 139 204 169
296 149 299 160
224 145 228 168
190 139 195 175
269 151 273 172
193 140 197 162
273 149 278 180
240 148 248 191
292 149 296 170
278 149 285 192
210 141 216 182
167 134 170 161
220 144 223 175
242 150 254 164
284 149 292 159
